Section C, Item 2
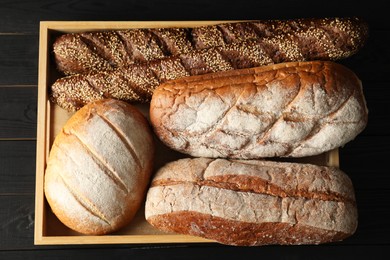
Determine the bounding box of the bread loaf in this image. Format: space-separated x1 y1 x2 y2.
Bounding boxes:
149 61 368 159
44 99 154 235
53 17 369 75
145 158 358 246
50 17 369 112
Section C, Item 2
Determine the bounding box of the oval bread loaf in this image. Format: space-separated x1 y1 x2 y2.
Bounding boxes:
150 61 368 159
44 99 154 235
145 158 358 246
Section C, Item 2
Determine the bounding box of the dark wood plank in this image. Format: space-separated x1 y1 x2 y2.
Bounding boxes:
0 87 37 139
0 140 36 194
0 0 388 34
0 245 389 260
0 195 35 250
0 35 38 85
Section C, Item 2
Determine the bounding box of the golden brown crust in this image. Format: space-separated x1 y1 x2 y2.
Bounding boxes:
44 99 155 235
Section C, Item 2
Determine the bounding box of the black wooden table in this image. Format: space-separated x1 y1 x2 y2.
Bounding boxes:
0 0 389 259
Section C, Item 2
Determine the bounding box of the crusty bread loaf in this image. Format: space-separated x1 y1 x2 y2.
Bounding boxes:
150 61 368 159
145 157 358 246
44 99 154 235
50 17 369 112
53 17 369 75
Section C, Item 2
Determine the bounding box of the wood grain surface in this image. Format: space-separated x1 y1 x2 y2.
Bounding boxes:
0 0 388 259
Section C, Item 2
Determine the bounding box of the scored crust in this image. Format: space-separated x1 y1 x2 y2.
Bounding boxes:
150 61 368 158
44 99 155 235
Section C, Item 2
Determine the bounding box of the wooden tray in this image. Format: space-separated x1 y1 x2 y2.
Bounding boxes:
34 21 340 245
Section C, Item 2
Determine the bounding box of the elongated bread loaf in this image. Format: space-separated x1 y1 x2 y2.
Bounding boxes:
150 61 368 158
53 17 368 75
50 17 369 112
145 158 358 246
44 99 154 235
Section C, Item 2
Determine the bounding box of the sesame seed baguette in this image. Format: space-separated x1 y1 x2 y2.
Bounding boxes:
50 25 368 112
53 17 368 75
145 157 358 246
150 61 368 158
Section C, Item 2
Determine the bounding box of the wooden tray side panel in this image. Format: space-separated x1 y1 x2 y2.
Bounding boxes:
35 22 50 245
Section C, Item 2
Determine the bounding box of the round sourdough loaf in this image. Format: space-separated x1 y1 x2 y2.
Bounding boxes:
44 99 154 235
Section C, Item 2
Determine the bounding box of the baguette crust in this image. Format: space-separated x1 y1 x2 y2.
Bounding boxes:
50 17 369 112
145 158 358 246
150 61 368 158
44 99 154 235
53 17 368 75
